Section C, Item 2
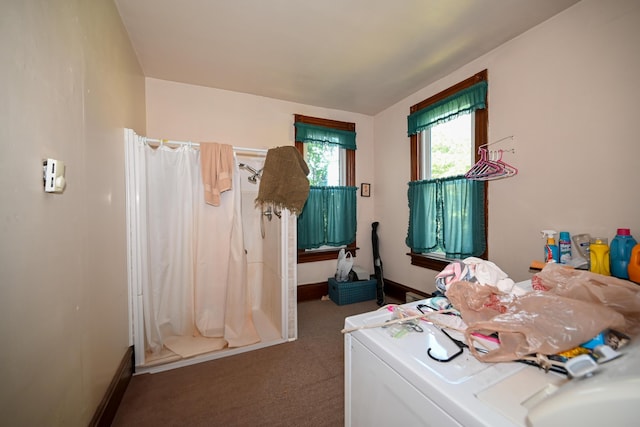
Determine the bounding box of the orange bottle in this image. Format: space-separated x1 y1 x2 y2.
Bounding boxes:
629 244 640 283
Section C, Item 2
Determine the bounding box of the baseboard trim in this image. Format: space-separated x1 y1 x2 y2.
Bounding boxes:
297 278 430 303
380 278 431 302
89 345 134 427
297 281 328 302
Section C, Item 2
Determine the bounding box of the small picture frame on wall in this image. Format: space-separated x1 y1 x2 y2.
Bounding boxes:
361 183 371 197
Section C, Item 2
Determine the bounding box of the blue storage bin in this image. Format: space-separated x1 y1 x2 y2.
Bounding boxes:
328 277 377 305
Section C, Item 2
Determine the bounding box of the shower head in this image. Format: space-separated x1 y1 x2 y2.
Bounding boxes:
239 163 262 183
249 170 262 183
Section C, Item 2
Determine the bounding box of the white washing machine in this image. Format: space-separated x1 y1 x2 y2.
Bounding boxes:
344 298 640 427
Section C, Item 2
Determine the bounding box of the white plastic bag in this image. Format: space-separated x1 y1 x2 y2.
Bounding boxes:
335 249 354 282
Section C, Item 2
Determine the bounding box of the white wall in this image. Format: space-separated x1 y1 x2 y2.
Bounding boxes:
4 0 635 423
0 1 145 425
375 0 640 293
146 0 640 293
145 79 376 284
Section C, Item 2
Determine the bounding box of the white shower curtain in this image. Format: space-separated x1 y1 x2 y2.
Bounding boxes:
135 140 259 356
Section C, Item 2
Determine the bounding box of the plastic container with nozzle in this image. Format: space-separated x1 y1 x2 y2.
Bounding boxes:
590 237 610 276
541 230 559 263
610 228 637 279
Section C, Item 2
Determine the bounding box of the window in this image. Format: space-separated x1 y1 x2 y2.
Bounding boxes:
294 114 357 263
407 70 488 270
304 142 344 186
419 114 474 180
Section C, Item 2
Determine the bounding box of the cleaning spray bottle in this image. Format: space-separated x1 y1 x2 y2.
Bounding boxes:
541 230 559 263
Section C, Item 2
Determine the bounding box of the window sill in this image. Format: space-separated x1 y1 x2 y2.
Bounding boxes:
298 243 357 264
408 251 488 271
408 252 449 271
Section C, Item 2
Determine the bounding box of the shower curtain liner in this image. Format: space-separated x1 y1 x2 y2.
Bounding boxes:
131 136 259 357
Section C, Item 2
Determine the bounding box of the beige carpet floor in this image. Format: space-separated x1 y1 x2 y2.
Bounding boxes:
112 296 399 427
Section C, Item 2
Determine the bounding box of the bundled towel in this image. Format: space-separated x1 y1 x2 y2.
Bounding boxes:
200 142 234 206
255 146 310 214
436 257 520 296
464 257 518 295
435 260 472 293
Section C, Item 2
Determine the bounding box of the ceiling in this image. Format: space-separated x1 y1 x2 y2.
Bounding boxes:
114 0 579 115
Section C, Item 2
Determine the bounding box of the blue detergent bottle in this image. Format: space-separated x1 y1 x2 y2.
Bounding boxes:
610 228 637 279
559 231 572 264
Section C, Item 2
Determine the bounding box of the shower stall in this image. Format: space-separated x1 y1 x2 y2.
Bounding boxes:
124 129 297 373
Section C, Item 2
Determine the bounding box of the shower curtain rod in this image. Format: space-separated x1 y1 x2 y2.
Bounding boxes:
144 137 267 154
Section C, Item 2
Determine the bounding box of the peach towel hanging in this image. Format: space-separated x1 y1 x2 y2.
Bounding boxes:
200 142 234 206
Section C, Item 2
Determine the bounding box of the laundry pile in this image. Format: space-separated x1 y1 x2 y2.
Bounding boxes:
430 260 640 367
435 257 521 296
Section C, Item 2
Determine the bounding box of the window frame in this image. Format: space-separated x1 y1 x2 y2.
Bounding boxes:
408 70 489 270
294 114 357 263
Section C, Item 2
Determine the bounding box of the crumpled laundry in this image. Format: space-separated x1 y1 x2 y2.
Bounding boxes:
435 257 521 296
464 257 519 295
435 260 472 293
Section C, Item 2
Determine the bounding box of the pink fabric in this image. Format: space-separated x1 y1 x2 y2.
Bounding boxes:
200 142 233 206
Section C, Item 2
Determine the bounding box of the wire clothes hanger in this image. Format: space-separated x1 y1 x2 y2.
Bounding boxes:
479 135 514 150
465 135 517 181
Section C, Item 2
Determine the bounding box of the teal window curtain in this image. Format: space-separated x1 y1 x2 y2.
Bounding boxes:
298 186 357 249
407 81 487 136
294 122 357 150
297 189 325 249
296 118 357 250
406 175 485 258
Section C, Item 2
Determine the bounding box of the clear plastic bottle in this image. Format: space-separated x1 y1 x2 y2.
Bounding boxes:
590 237 610 276
610 228 637 279
572 233 591 269
559 231 572 264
